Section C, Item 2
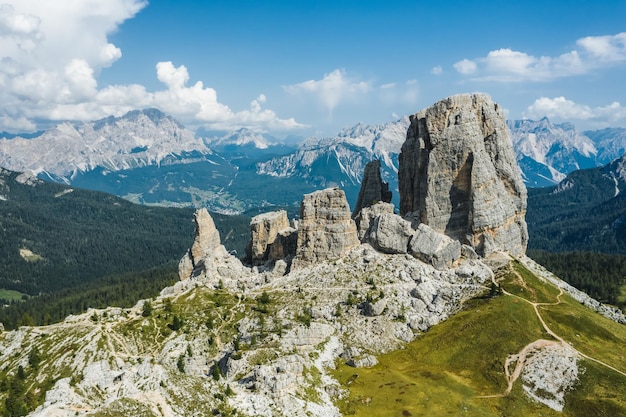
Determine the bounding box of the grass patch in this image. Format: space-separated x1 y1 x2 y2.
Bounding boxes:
540 294 626 373
0 288 28 303
333 261 626 416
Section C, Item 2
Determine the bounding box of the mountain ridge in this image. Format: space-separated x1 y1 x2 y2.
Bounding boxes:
1 108 626 214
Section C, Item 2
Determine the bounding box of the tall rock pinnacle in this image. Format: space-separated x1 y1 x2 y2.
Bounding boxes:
398 93 528 256
294 188 360 266
351 159 392 218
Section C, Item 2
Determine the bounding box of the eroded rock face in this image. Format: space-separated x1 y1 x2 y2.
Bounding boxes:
246 210 291 264
398 93 528 256
365 213 413 254
178 208 229 280
352 160 392 218
354 202 395 240
409 223 461 270
294 188 359 266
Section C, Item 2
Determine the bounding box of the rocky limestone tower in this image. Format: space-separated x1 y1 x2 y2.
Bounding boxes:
178 208 228 280
398 93 528 256
246 210 297 264
246 210 289 263
294 188 360 266
351 160 392 218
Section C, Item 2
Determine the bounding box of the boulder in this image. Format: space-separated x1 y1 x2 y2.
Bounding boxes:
409 224 461 270
365 213 413 254
398 93 528 256
354 202 395 240
294 188 359 266
352 160 392 218
246 210 291 264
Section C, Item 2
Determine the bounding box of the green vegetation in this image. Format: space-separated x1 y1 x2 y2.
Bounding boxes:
526 166 626 255
528 250 626 309
333 261 626 416
0 265 179 329
0 169 252 329
0 290 27 305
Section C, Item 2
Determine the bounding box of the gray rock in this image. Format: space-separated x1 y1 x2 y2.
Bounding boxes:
352 160 392 218
354 202 395 240
409 224 461 270
366 213 413 254
346 354 378 368
362 299 387 316
294 188 359 266
246 210 291 264
398 93 528 256
460 244 479 260
178 208 228 280
267 227 298 262
521 343 579 412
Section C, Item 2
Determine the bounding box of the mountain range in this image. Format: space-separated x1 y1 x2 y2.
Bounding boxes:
1 94 625 417
1 109 625 213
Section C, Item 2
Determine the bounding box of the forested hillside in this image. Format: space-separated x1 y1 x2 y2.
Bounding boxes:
526 156 626 255
0 168 250 329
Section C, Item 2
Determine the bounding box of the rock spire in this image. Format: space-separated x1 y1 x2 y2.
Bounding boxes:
294 188 360 266
398 93 528 256
352 160 392 218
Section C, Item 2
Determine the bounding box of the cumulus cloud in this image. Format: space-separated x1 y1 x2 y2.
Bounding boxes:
454 32 626 82
577 32 626 62
525 96 626 125
453 59 477 75
284 69 370 114
431 65 443 75
0 1 305 133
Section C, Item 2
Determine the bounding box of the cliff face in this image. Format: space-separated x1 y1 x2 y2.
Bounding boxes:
294 188 360 266
398 93 528 256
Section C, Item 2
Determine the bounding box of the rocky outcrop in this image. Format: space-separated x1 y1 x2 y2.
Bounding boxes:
246 210 292 264
398 93 528 256
354 202 395 240
178 208 229 280
409 223 461 270
294 188 359 266
365 213 413 254
352 160 392 218
267 227 298 262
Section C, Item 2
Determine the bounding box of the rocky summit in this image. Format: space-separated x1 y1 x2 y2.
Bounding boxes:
294 188 360 267
398 93 528 256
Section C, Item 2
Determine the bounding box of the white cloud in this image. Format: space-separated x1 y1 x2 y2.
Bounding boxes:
431 65 443 75
0 1 305 133
577 32 626 62
0 114 36 132
283 69 370 114
453 59 477 74
525 96 626 125
454 32 626 82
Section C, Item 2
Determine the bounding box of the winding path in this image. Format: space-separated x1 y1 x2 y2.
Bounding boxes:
478 258 626 399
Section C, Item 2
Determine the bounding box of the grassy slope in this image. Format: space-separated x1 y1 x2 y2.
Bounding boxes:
333 260 626 417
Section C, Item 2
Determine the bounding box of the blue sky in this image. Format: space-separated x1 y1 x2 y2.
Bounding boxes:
1 0 625 137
